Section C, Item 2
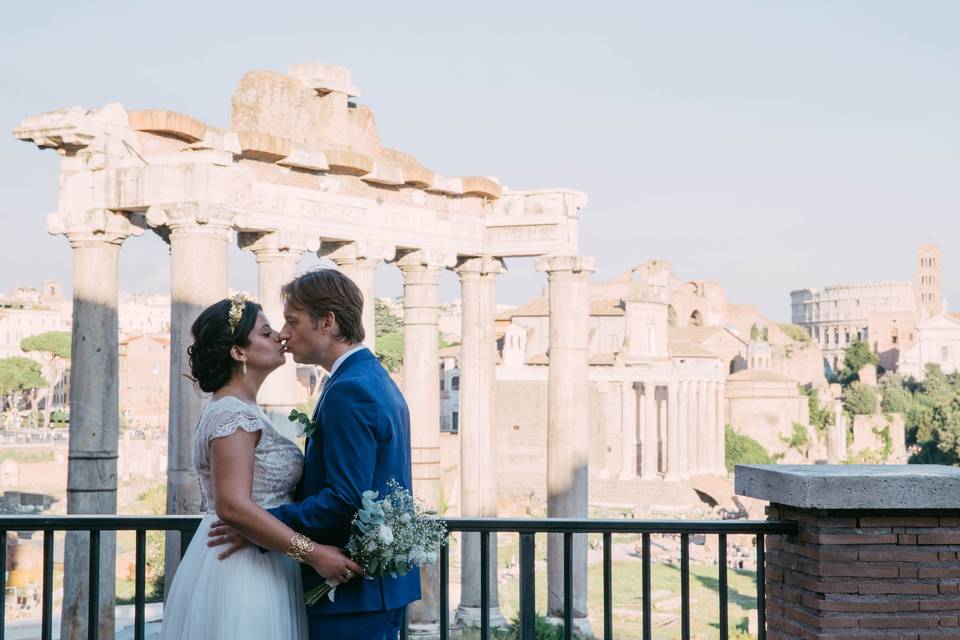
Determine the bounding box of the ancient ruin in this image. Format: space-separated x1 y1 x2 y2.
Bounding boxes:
13 63 595 633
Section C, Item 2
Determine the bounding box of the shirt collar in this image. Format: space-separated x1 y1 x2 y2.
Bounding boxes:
329 344 367 376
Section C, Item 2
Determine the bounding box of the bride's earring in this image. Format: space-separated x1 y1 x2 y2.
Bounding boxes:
242 361 247 377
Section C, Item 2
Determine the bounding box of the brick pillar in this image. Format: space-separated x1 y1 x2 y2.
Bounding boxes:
737 464 960 640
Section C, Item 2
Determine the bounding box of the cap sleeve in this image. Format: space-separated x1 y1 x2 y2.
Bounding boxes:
205 400 263 444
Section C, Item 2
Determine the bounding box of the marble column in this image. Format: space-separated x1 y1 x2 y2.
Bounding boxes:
677 380 689 478
716 381 727 475
398 249 451 635
50 209 140 640
665 381 680 480
619 379 637 480
698 381 710 474
240 231 315 440
149 204 231 589
705 380 718 474
687 381 700 474
642 383 659 479
321 241 395 349
454 257 506 628
536 255 595 633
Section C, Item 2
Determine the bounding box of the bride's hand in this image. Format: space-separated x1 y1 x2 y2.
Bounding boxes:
306 545 364 584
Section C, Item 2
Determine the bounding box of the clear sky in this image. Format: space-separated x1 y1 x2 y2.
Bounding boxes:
1 1 957 321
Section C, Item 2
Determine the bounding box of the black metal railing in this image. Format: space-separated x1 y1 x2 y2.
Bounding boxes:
0 515 200 640
0 515 796 640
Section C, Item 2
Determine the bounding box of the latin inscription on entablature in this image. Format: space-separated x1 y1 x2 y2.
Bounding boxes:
486 224 560 242
228 191 368 222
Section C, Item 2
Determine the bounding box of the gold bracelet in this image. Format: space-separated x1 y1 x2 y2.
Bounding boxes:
286 533 316 563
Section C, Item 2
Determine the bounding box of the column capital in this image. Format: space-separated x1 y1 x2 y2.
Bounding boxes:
395 248 457 272
145 203 237 233
48 208 144 247
535 255 596 275
238 230 319 258
454 256 505 278
319 240 395 265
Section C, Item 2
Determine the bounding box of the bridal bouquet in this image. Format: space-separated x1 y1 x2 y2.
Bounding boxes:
304 479 448 605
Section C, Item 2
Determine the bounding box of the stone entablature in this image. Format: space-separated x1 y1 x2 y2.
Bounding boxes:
14 65 583 262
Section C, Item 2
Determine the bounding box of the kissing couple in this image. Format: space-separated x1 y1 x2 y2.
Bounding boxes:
160 269 420 639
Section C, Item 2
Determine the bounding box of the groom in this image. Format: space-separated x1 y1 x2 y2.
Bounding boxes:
212 268 420 639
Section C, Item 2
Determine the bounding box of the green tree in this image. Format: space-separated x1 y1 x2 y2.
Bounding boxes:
374 300 402 337
843 381 878 416
725 425 773 472
879 373 914 415
21 331 71 427
779 324 811 343
800 386 833 434
376 331 405 373
780 422 811 457
837 339 878 386
21 331 71 359
911 364 960 464
0 357 47 425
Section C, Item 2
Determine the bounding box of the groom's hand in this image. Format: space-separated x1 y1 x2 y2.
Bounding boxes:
207 520 251 559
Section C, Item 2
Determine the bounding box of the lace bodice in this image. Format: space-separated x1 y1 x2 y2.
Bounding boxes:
193 396 304 512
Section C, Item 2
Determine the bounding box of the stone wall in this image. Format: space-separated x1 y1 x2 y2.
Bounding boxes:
850 414 907 464
492 378 549 501
765 503 960 639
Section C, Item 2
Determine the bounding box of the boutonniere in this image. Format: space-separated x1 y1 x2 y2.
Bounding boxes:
288 409 319 438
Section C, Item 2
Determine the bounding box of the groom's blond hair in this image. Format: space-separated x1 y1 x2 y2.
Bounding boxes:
282 269 365 344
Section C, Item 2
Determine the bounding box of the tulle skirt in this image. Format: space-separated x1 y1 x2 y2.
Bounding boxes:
159 513 308 640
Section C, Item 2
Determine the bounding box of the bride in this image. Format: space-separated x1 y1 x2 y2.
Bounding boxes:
160 295 362 640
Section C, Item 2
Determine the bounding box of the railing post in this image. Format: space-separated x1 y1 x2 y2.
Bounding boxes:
737 464 960 640
135 528 147 640
88 529 100 640
42 529 53 640
519 532 536 640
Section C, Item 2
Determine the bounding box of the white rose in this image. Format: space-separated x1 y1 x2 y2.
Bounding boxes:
378 524 395 545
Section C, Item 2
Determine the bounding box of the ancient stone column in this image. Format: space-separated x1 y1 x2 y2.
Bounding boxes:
50 209 141 640
619 379 637 480
240 231 316 440
666 381 680 480
321 241 395 349
698 380 710 474
148 204 231 587
705 380 718 474
677 380 689 478
454 257 506 628
641 383 659 479
397 249 451 635
687 380 700 473
716 381 727 475
536 255 595 633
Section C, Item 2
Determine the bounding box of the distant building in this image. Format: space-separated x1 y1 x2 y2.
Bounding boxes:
439 260 823 509
0 280 71 360
119 335 170 428
899 313 960 380
790 245 943 374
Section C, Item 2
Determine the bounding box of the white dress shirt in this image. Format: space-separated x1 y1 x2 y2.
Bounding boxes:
329 344 367 376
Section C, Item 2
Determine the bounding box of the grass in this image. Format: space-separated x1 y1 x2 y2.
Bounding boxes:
0 447 54 463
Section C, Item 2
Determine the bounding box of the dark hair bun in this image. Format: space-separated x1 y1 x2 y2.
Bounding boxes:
187 299 261 393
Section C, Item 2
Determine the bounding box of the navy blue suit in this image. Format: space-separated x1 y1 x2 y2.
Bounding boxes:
269 348 420 638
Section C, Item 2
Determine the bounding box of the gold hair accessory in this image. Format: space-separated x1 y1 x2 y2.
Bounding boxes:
227 294 247 335
286 533 316 563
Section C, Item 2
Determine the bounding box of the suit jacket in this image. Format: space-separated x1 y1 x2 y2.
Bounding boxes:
269 347 421 615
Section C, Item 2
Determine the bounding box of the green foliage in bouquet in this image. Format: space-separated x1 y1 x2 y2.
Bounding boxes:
305 479 448 605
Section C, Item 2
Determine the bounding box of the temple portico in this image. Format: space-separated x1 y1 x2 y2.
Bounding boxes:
15 63 593 636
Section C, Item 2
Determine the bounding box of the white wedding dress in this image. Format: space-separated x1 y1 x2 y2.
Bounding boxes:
160 395 308 639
